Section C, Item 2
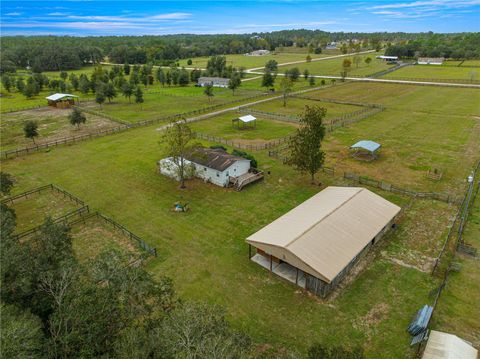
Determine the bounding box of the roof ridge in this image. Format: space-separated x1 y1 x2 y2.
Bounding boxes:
284 187 364 249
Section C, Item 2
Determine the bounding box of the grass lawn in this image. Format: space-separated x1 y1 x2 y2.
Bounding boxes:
82 87 265 123
5 188 83 235
248 97 365 120
189 113 297 143
70 215 144 262
460 60 480 67
1 109 457 357
1 107 120 151
275 55 392 77
383 65 480 82
432 184 480 346
177 50 338 70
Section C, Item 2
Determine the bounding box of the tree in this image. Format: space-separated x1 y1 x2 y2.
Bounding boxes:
69 73 79 90
134 86 143 104
60 71 68 81
68 107 87 129
156 68 166 86
178 69 190 86
79 75 91 94
190 68 201 83
203 84 214 102
303 69 310 80
365 57 372 66
16 77 25 93
161 120 197 189
261 71 275 88
187 59 193 66
95 91 105 108
286 105 326 183
321 79 326 86
206 55 227 77
121 82 133 102
1 304 45 359
24 120 39 144
340 43 348 54
309 76 315 86
285 67 300 81
22 79 40 99
228 73 241 95
341 58 352 81
1 74 13 92
123 62 130 75
264 60 278 73
0 172 14 195
306 54 312 62
353 55 362 68
104 82 117 103
159 302 251 358
279 77 293 107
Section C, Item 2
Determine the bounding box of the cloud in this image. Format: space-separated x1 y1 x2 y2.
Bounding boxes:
5 12 21 16
149 12 192 20
368 0 480 10
47 12 69 16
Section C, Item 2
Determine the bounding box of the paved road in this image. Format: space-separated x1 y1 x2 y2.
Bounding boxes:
245 49 376 72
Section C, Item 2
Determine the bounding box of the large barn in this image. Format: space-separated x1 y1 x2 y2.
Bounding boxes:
246 186 401 297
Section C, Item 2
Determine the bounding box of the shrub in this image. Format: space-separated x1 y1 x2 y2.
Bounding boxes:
232 149 257 168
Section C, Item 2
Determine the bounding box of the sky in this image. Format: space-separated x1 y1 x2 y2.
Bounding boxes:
1 0 479 36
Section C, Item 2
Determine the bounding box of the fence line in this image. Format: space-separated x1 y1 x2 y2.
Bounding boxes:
194 131 292 151
2 184 158 257
1 92 272 160
290 94 384 109
380 76 480 84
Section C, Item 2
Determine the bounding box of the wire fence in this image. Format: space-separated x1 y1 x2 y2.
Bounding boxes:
194 131 293 151
2 184 158 256
380 76 480 84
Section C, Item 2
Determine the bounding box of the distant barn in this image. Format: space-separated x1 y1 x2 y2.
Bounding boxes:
417 57 445 65
46 93 79 108
246 186 401 297
197 77 230 88
246 49 270 56
376 55 399 64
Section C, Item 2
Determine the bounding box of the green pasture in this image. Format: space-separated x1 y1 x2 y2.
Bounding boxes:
433 183 480 345
383 64 480 82
1 107 119 151
189 113 297 142
275 54 391 77
2 118 448 357
248 97 364 120
177 50 335 70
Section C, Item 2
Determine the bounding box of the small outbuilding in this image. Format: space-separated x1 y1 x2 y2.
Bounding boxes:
159 147 263 190
417 57 445 65
376 55 399 64
422 330 478 359
246 186 401 297
46 93 79 108
232 115 257 129
246 50 270 56
197 77 230 88
350 140 381 161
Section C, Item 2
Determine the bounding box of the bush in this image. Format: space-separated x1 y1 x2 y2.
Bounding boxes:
210 145 227 151
232 149 257 168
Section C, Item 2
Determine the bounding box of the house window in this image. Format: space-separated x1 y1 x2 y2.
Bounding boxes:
226 171 229 176
216 173 219 177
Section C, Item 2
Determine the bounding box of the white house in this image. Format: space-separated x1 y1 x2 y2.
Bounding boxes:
326 42 337 50
246 49 270 56
197 77 230 88
417 57 445 65
159 147 251 187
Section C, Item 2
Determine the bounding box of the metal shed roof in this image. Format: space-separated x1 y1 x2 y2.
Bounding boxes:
422 331 478 359
186 147 248 172
45 93 78 101
246 186 401 283
238 115 257 123
350 140 381 152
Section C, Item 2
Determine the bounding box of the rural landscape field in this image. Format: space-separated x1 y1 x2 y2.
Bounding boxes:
1 1 479 358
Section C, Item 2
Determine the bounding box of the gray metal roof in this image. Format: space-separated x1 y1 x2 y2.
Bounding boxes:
350 140 381 152
186 147 249 172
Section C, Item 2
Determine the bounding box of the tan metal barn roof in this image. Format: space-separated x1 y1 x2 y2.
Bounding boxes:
246 186 401 283
422 330 478 359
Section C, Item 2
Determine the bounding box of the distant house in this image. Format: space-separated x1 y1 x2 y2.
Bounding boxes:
417 57 445 65
246 186 401 297
246 49 270 56
325 42 337 50
159 147 253 188
422 330 478 359
377 55 399 64
197 77 230 88
46 93 79 108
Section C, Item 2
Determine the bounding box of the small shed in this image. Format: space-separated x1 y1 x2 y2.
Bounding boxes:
376 55 399 64
46 93 79 108
233 115 257 129
197 77 229 88
422 330 478 359
350 140 381 161
417 57 445 65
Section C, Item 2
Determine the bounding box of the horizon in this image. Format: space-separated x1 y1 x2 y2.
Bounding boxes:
1 0 479 36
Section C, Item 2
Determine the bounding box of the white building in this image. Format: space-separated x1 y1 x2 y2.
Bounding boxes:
326 42 337 50
246 49 271 56
422 330 478 359
377 55 399 63
197 77 230 88
159 147 251 187
417 57 445 65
